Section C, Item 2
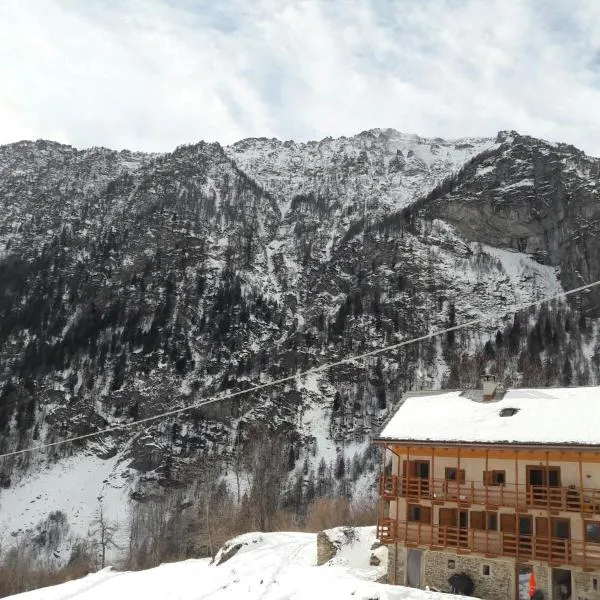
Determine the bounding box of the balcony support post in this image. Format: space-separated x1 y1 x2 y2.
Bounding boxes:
485 447 489 506
579 451 586 568
431 446 435 499
579 451 584 512
515 448 519 508
457 446 461 499
404 446 410 548
396 448 401 540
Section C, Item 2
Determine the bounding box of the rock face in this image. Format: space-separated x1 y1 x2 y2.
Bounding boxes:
427 131 600 313
316 531 339 565
0 129 599 556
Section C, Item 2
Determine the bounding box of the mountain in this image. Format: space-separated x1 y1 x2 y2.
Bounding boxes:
0 129 599 570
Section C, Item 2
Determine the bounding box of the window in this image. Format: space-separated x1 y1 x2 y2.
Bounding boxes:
527 465 561 487
585 521 600 543
408 505 421 522
470 510 497 531
482 565 490 576
445 467 465 482
408 504 431 524
593 578 598 591
447 559 455 569
500 407 519 417
484 470 506 486
519 515 533 535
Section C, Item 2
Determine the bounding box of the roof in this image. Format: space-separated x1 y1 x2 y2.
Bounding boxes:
377 386 600 447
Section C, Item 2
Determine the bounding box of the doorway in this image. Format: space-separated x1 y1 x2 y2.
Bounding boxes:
407 549 422 588
403 460 430 497
527 466 561 507
552 568 572 600
439 508 468 548
551 519 571 562
517 564 533 600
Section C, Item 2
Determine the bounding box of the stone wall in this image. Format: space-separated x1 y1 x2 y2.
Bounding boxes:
387 543 406 585
316 531 338 565
573 569 600 600
533 564 550 600
421 550 514 600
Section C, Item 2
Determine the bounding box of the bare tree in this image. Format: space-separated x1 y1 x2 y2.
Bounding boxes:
89 498 119 569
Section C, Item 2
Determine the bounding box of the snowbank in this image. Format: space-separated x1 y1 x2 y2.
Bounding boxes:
318 525 387 581
10 531 469 600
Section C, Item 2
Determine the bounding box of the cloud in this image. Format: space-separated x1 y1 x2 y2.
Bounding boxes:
0 0 599 155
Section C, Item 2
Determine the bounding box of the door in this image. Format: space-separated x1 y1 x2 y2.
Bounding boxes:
407 549 422 588
458 510 469 547
403 460 430 497
551 519 571 562
415 461 430 496
501 513 517 555
439 508 457 546
517 565 534 600
527 466 562 507
518 515 533 557
536 517 550 559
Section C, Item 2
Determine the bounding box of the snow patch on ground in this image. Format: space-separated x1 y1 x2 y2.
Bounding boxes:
323 526 387 581
10 530 470 600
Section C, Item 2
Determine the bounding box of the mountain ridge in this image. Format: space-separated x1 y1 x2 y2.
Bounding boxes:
0 127 598 569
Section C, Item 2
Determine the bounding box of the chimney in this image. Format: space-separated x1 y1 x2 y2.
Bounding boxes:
481 374 497 401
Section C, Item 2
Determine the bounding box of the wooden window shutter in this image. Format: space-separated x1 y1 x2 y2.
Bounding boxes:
403 460 417 476
500 513 516 533
470 511 485 530
421 506 432 524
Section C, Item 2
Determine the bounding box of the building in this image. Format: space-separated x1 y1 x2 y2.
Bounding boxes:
374 379 600 600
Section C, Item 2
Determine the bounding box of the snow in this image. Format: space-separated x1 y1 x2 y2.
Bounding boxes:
378 386 600 446
0 452 131 563
322 526 387 580
9 530 469 600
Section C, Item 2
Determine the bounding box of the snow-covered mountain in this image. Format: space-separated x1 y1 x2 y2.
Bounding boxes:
0 129 599 570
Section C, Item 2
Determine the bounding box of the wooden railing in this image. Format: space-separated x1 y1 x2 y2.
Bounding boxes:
379 475 600 513
376 519 600 569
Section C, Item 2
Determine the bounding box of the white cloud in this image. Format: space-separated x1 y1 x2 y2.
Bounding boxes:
0 0 599 154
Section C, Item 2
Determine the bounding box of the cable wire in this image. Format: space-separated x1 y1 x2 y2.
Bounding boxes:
1 278 599 459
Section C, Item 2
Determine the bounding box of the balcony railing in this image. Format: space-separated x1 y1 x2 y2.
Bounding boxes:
379 475 600 513
377 519 600 569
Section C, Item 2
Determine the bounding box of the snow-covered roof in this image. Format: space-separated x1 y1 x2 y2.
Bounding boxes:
377 386 600 447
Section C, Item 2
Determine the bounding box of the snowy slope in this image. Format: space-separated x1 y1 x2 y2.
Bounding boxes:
0 452 131 566
9 531 469 600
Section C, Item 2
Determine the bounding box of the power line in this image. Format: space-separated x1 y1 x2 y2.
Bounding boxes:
1 278 599 460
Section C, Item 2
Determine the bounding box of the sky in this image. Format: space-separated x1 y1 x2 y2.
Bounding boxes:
1 0 600 155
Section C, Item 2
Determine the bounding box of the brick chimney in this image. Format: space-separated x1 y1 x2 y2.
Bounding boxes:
481 374 497 401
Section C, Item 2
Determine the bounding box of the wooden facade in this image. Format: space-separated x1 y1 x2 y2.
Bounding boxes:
376 443 600 572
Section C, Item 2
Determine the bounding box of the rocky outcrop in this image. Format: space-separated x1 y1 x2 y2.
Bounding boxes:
427 131 600 313
316 531 339 565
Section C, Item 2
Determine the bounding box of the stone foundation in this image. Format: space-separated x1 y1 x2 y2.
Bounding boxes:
387 543 406 585
570 569 600 600
385 544 600 600
421 550 514 600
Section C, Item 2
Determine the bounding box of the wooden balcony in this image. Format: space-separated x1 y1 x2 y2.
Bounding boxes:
379 475 600 514
377 519 600 569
